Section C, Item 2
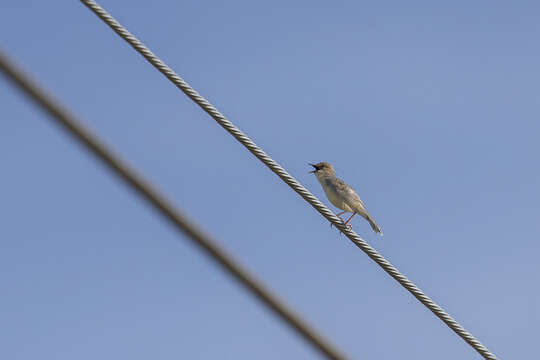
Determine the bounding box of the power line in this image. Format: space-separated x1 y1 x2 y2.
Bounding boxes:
0 51 348 360
78 1 499 359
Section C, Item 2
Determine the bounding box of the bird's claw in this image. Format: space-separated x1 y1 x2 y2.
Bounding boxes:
340 223 352 235
330 218 345 228
331 219 352 234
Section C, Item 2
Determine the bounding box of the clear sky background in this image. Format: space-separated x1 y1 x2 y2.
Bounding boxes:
1 1 538 359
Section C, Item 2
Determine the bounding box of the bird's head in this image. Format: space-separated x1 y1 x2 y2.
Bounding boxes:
309 162 335 177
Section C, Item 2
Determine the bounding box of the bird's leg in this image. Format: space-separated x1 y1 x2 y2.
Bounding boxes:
343 213 356 228
331 211 347 228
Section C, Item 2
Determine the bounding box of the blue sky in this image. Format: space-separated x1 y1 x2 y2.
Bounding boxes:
1 1 539 359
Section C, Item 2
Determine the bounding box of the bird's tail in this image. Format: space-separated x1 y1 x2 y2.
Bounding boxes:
366 215 382 235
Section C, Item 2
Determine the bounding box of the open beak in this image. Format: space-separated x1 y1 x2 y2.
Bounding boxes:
308 163 317 174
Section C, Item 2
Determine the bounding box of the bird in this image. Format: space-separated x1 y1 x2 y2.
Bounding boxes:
309 162 382 234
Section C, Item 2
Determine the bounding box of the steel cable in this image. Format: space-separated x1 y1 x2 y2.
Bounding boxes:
79 2 498 358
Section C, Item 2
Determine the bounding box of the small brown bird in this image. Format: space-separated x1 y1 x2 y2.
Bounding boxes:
309 162 382 234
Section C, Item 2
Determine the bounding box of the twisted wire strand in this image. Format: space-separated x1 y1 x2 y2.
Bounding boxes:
80 2 499 359
0 51 348 360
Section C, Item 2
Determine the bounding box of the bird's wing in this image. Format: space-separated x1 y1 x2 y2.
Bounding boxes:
334 177 367 210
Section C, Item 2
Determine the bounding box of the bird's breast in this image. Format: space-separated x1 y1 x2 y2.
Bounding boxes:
319 177 353 212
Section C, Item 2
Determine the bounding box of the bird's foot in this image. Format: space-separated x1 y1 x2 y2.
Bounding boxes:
330 214 346 228
340 223 353 235
330 218 345 229
331 219 352 234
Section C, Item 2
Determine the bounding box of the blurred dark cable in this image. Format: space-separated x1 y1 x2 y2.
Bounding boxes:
0 51 347 360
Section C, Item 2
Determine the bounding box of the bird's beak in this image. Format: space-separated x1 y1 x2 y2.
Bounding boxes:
308 163 317 174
